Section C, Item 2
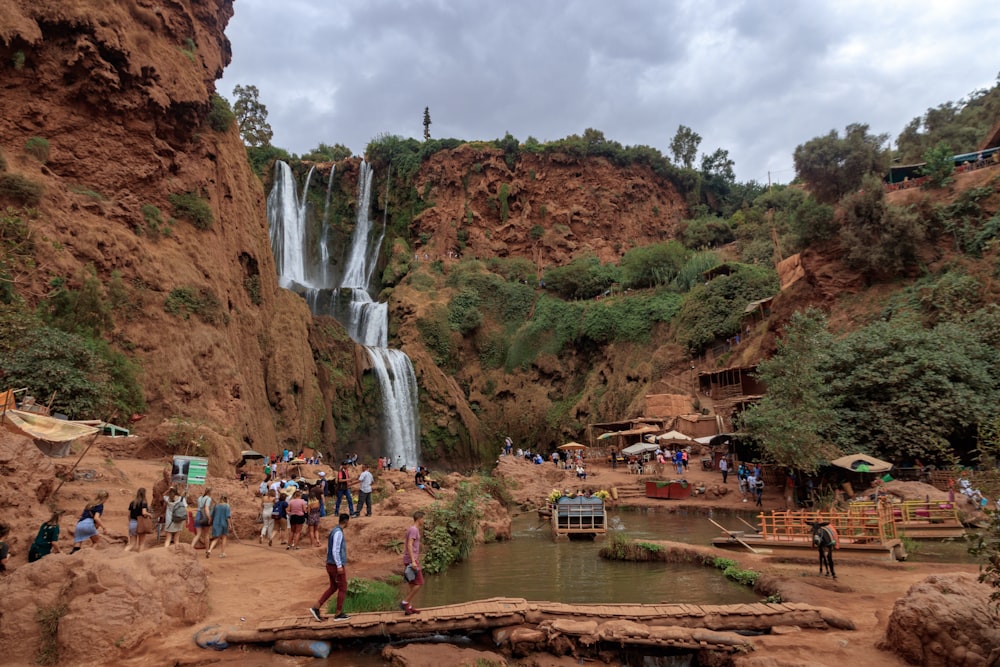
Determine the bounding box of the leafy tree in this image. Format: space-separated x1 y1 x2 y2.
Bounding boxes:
207 93 235 132
793 123 889 204
918 141 955 188
301 143 352 162
895 77 1000 162
542 255 620 300
232 84 273 148
700 148 735 183
41 265 111 338
824 315 1000 462
741 309 840 472
838 174 924 282
669 124 701 168
619 241 689 289
673 263 778 352
423 106 431 141
676 215 734 250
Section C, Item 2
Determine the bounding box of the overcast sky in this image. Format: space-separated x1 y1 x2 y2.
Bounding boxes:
217 0 999 184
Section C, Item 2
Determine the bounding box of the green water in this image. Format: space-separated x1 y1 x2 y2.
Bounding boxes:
420 508 761 607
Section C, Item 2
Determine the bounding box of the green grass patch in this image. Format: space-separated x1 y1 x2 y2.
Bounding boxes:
68 184 105 200
164 286 224 325
168 191 213 230
330 577 400 615
24 136 50 164
0 173 43 206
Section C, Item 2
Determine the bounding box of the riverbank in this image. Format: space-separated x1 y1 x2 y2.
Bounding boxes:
0 433 990 665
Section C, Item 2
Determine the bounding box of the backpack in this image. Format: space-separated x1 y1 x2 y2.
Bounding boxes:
171 501 187 523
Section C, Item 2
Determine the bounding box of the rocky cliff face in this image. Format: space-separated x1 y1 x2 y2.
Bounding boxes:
0 0 356 470
0 0 696 469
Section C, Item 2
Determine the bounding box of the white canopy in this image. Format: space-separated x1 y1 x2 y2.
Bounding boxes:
656 430 693 443
622 443 659 456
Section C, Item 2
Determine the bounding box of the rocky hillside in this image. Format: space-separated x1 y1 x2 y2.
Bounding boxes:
0 0 362 472
0 0 699 469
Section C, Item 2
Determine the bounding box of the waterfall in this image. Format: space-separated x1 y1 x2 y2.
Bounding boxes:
266 160 420 468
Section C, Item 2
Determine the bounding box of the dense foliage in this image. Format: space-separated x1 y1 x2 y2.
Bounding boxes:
673 263 779 353
231 84 273 148
895 76 1000 163
793 123 889 204
743 307 1000 466
0 308 144 420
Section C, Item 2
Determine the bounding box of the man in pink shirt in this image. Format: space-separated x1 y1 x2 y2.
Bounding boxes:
400 510 425 615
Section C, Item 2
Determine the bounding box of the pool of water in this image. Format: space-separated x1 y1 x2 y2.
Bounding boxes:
419 508 762 608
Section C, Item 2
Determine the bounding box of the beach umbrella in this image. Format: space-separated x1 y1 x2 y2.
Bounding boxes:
830 453 892 474
558 442 587 451
241 449 266 460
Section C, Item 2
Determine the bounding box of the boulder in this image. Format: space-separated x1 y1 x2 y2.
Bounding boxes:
878 573 1000 666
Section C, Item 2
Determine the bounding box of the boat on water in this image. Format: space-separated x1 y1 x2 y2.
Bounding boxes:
551 496 607 540
711 505 908 561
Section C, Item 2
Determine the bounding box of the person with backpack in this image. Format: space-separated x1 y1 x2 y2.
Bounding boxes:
191 487 213 551
163 486 187 548
272 490 289 545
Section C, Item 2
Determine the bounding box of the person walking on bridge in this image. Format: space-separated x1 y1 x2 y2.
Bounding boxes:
400 510 425 615
310 512 351 622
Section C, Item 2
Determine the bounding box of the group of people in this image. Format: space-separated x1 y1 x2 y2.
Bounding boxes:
734 462 765 506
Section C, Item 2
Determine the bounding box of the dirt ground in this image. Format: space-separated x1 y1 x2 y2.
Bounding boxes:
0 436 989 666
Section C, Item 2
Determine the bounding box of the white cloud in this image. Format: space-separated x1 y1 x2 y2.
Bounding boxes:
218 0 1000 183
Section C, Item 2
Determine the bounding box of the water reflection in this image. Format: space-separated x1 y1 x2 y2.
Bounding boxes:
419 509 762 607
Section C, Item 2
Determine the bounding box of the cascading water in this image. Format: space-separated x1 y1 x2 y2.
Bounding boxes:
266 160 420 467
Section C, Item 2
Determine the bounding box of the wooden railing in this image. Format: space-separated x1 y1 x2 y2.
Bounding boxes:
757 503 896 544
850 500 960 525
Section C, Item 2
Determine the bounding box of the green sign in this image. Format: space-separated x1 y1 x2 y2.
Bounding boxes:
171 455 209 486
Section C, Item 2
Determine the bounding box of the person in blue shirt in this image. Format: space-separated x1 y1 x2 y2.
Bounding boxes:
310 513 351 621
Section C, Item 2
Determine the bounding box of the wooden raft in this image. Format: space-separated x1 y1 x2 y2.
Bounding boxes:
222 596 853 652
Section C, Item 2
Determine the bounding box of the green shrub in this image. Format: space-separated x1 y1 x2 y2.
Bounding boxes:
423 482 481 574
498 183 510 221
68 184 105 200
0 173 43 206
530 224 545 239
35 603 67 665
0 148 6 172
416 306 451 366
243 274 262 305
180 37 196 61
164 286 224 324
0 309 145 419
12 51 25 70
207 93 236 132
485 256 535 283
447 288 483 334
334 578 399 614
168 191 213 230
24 136 50 163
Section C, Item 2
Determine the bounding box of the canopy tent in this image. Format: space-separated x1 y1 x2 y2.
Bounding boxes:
694 435 715 445
241 449 266 460
830 453 893 474
596 432 619 440
656 430 693 443
617 425 659 437
558 442 587 451
622 443 659 456
2 409 100 458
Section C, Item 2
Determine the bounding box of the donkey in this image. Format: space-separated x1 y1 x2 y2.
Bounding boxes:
808 521 838 579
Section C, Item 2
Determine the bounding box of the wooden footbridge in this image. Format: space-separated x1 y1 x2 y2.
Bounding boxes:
222 597 855 656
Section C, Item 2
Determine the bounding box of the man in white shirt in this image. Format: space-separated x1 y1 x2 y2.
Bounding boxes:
355 464 374 517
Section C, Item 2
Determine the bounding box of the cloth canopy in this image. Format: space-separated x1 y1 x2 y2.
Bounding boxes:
622 443 659 456
241 449 266 459
830 453 893 474
656 430 693 443
558 442 587 451
596 432 618 440
3 409 99 442
616 425 659 437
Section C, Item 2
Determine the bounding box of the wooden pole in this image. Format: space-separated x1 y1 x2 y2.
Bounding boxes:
50 411 116 500
709 517 759 553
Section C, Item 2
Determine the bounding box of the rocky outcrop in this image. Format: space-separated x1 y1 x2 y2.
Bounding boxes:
879 573 1000 666
0 546 209 665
